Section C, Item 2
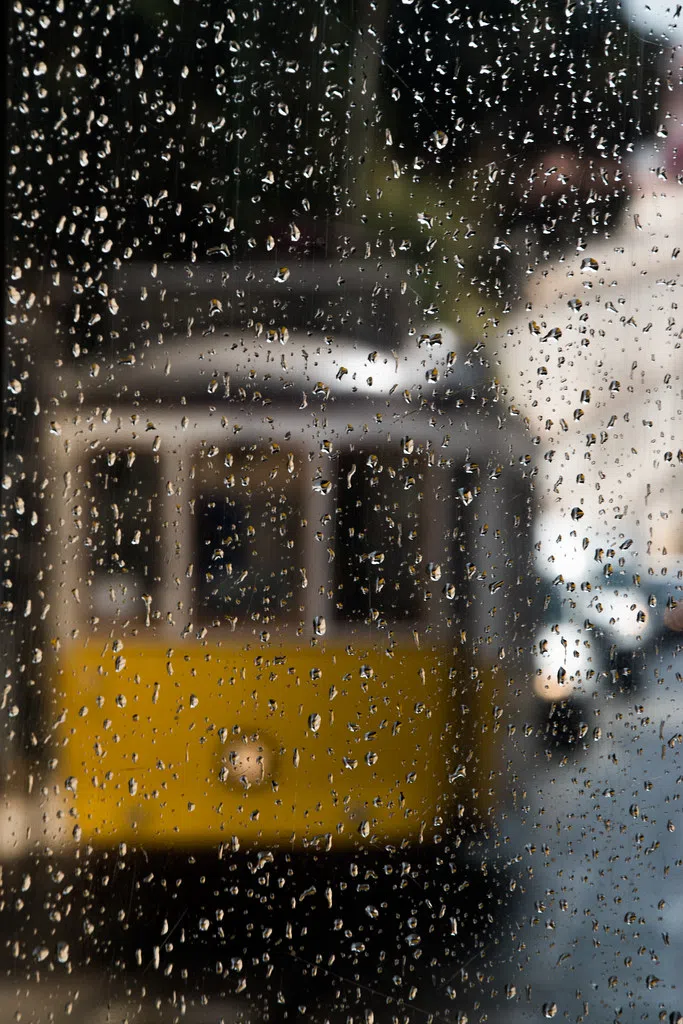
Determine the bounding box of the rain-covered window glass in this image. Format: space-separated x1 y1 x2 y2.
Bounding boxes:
5 0 683 1022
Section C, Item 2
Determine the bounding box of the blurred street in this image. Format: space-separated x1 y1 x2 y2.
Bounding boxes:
476 634 683 1024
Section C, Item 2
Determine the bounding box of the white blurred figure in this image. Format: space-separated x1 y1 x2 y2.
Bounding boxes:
496 47 683 585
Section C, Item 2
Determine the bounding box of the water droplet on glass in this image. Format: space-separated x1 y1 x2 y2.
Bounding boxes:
313 616 326 636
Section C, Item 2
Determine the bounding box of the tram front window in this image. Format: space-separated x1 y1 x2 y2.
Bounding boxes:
193 448 303 625
335 451 423 623
87 450 160 620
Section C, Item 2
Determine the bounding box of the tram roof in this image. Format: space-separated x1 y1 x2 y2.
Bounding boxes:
55 331 493 407
51 261 491 406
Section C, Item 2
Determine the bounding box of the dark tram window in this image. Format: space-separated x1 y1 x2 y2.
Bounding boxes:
87 451 160 619
193 449 302 625
335 451 423 623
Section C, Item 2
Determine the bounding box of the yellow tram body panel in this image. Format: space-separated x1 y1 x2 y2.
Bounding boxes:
51 639 497 851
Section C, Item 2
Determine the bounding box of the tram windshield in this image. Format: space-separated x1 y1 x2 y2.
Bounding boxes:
335 450 424 623
193 447 304 625
87 450 161 620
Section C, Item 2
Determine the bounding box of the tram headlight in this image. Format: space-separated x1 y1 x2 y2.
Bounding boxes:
219 738 273 789
532 623 598 702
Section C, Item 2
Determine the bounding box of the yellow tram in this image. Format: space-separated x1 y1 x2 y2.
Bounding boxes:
29 261 531 862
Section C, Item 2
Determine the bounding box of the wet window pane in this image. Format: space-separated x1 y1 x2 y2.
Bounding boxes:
5 0 683 1021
